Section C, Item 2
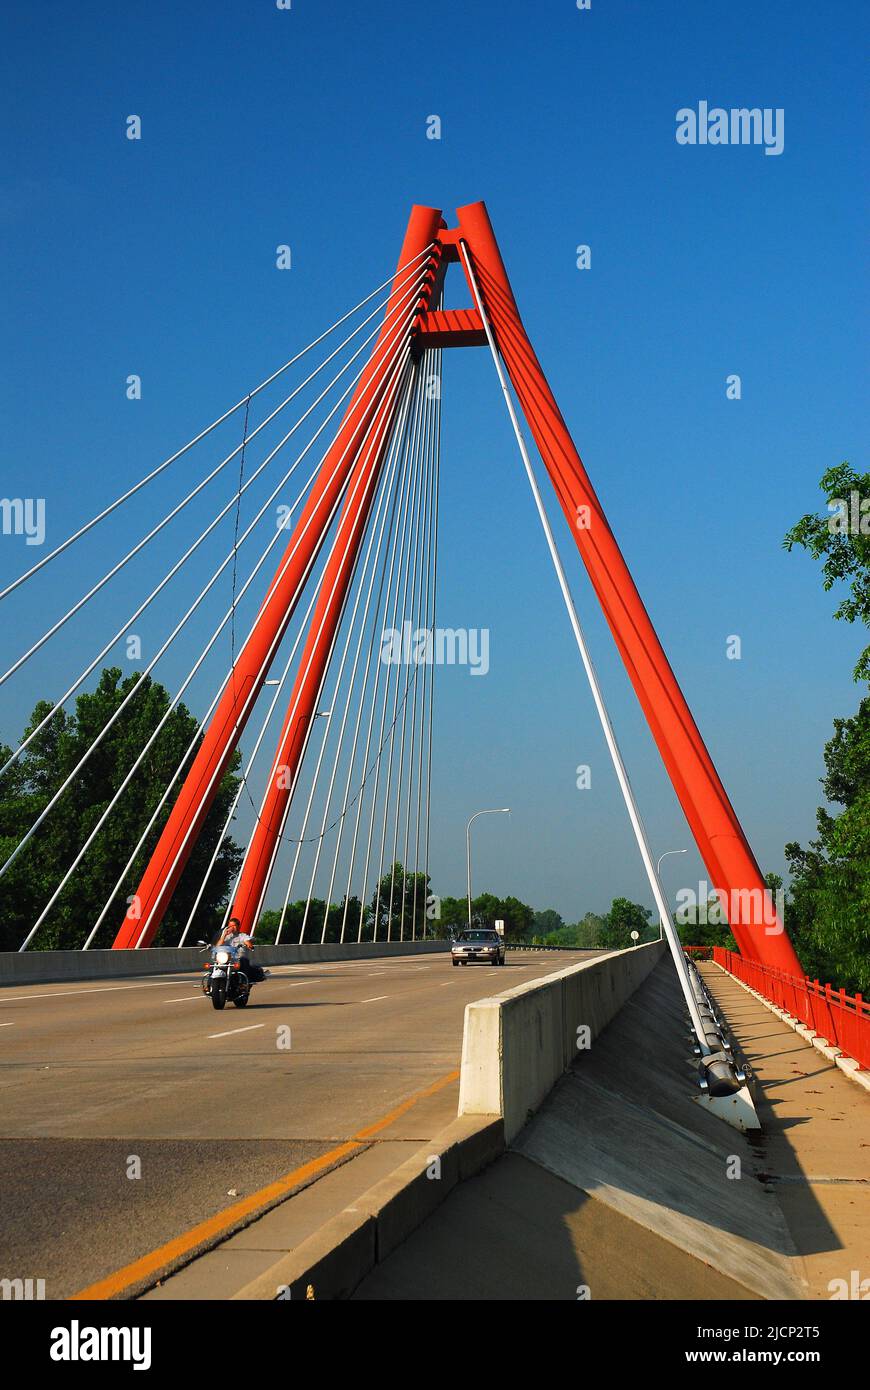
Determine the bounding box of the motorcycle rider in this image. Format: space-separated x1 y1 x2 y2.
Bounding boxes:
216 917 270 984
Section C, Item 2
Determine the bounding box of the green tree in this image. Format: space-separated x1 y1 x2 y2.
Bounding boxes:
784 461 870 682
574 911 605 948
368 861 430 940
533 907 564 937
783 464 870 991
600 897 653 950
434 894 467 938
784 699 870 993
468 891 534 941
675 894 737 950
0 669 242 951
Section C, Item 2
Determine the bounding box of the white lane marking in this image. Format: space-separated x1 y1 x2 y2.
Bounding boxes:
368 971 388 976
0 1021 16 1027
163 996 203 1003
0 957 451 1006
0 979 203 1004
208 1023 265 1039
360 995 389 1003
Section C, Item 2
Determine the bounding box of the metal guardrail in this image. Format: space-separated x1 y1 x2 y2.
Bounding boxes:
712 947 870 1072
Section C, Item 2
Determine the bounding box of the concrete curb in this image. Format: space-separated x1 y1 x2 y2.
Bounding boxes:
231 1116 505 1301
709 963 870 1097
0 938 448 988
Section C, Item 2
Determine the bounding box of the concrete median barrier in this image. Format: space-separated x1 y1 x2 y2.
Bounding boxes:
0 938 449 988
459 940 666 1141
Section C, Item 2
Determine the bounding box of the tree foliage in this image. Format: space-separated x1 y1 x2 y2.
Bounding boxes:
784 700 870 993
0 669 242 951
784 461 870 683
600 897 654 950
782 464 870 992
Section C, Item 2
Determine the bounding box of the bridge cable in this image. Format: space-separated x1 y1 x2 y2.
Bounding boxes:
390 354 435 942
0 255 433 697
460 240 711 1053
313 351 436 944
3 267 430 830
0 247 435 605
370 349 434 942
287 358 429 943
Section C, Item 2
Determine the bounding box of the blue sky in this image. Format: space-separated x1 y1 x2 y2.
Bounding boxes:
1 0 867 926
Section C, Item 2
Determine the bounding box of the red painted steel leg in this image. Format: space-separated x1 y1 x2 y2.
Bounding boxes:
455 201 801 972
112 206 443 948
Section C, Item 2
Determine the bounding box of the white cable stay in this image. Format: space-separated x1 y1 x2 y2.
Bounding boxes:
296 355 430 943
352 368 430 944
0 245 435 604
278 362 424 943
304 360 430 945
383 356 435 944
418 346 442 942
401 348 440 940
370 360 434 943
337 360 431 943
0 255 433 692
1 269 430 786
324 357 433 943
460 239 711 1054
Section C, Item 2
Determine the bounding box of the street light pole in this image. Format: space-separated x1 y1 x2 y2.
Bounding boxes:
466 808 510 929
655 848 688 941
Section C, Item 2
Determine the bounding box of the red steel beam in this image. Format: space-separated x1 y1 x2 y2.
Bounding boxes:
112 205 443 948
453 200 801 972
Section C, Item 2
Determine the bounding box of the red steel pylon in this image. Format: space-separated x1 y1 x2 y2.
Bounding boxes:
113 200 801 973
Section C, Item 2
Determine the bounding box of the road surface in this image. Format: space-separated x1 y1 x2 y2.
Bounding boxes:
0 947 600 1298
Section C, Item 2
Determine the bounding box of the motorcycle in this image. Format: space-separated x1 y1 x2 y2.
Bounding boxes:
198 939 251 1010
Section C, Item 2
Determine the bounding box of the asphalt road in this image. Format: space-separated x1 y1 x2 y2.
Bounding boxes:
0 948 599 1298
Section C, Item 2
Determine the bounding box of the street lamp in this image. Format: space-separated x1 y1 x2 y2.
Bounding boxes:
466 808 510 928
655 848 688 941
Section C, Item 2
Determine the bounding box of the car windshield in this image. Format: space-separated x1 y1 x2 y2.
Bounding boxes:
459 931 499 942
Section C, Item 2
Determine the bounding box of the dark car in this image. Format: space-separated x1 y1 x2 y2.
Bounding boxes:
451 928 505 966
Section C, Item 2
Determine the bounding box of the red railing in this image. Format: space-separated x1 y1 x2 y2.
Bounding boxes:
712 947 870 1072
683 944 713 961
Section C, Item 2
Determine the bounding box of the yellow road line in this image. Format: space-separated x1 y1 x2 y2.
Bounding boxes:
69 1067 460 1301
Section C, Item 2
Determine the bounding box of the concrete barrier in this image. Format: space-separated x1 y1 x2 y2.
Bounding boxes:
458 940 666 1141
0 938 448 988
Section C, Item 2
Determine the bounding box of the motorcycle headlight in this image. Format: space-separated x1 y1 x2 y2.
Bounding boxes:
215 950 230 964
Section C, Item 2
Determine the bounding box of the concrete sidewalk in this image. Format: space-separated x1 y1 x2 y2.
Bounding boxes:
699 962 870 1300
